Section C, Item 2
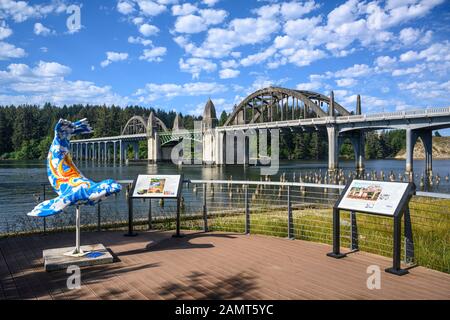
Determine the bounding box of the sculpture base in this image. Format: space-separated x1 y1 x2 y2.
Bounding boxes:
43 244 113 272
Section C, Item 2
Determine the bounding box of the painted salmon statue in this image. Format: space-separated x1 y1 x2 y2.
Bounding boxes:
28 118 122 217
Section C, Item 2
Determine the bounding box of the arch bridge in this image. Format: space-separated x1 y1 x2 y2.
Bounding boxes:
70 86 450 178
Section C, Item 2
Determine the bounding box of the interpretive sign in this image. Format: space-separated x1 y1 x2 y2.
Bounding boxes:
337 180 409 216
126 174 184 238
132 175 182 199
328 179 415 276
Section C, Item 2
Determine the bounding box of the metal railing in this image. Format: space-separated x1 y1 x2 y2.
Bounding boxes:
0 179 448 273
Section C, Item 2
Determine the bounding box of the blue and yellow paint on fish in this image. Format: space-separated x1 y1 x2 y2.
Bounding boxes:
28 118 122 217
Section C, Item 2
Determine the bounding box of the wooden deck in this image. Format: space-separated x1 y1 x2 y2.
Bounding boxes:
0 230 449 300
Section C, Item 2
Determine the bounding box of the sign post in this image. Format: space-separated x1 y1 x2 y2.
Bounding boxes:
327 179 415 276
127 174 183 238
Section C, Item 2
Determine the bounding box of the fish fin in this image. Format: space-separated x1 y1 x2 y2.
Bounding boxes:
27 195 71 217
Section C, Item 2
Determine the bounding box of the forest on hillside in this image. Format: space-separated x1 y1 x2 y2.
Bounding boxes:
0 104 418 161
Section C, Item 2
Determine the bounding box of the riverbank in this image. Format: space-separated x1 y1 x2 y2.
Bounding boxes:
395 136 450 160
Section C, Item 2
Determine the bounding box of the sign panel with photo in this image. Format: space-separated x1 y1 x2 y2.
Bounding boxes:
338 180 409 216
132 175 182 198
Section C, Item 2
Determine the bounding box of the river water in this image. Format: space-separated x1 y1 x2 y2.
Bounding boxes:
1 159 449 233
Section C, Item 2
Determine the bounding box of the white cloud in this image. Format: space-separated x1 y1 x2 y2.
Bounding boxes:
221 59 238 69
136 0 166 16
179 57 217 79
172 3 197 16
0 21 12 40
0 0 67 23
132 16 144 25
200 8 227 25
139 46 167 62
101 51 129 67
336 78 357 87
255 1 320 20
33 22 54 36
175 15 280 58
375 55 397 70
284 16 322 38
392 64 426 76
139 23 159 37
240 47 276 67
399 27 420 45
134 81 227 102
399 41 450 63
296 81 322 91
128 36 152 46
0 61 128 106
34 61 71 77
0 41 26 60
117 1 135 15
202 0 219 7
280 1 320 20
219 68 239 79
174 14 206 33
174 9 227 33
399 80 450 99
334 64 372 78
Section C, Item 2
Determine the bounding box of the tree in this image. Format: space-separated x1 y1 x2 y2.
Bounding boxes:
219 111 228 126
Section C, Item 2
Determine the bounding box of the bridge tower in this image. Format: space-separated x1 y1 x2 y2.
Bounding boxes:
147 111 161 163
202 98 218 165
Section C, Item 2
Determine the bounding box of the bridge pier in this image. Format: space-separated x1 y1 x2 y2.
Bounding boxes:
215 131 225 165
350 130 365 178
406 128 433 180
119 140 123 165
133 142 139 160
327 126 339 173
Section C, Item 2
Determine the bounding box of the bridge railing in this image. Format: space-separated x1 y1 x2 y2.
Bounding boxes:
1 179 448 273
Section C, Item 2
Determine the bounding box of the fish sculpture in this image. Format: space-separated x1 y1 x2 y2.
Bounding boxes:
28 118 122 217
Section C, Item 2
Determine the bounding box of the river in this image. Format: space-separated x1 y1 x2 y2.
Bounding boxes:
1 159 449 233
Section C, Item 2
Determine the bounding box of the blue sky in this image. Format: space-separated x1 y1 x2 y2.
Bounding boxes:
0 0 449 117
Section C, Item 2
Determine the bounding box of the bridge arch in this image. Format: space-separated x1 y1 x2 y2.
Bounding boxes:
224 87 350 126
121 114 168 135
122 116 147 135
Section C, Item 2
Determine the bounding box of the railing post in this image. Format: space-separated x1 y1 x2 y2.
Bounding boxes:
97 202 101 232
42 183 46 234
404 205 414 265
287 185 294 239
148 199 152 230
124 183 137 237
203 183 208 232
350 211 358 251
245 184 250 235
327 207 346 259
385 214 408 275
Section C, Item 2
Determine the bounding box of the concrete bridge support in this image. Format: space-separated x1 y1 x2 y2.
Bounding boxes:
406 128 433 180
350 130 365 178
327 126 339 172
133 142 139 160
215 131 225 166
148 132 161 163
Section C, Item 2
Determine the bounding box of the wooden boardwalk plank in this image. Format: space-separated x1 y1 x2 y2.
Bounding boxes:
0 230 449 300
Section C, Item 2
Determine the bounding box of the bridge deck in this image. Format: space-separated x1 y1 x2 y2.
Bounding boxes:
1 231 449 300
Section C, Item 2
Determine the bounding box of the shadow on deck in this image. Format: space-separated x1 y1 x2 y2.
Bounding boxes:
0 230 449 300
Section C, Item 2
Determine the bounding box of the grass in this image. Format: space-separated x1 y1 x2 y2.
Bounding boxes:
179 198 450 274
1 195 448 274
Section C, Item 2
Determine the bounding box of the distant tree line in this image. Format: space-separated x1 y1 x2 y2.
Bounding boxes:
0 104 409 161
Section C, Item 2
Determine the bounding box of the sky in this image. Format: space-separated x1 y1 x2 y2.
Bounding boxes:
0 0 449 118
